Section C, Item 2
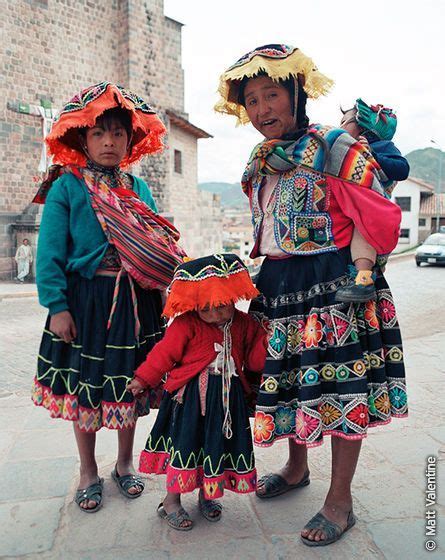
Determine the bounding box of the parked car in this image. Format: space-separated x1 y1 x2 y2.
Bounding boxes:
415 233 445 266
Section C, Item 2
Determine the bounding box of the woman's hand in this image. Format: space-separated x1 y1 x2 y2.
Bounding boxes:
127 377 147 396
49 311 77 343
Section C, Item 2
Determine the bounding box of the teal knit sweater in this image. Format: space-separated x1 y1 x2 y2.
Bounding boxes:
36 172 158 315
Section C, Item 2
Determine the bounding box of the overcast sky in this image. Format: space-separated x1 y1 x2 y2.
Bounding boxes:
164 0 444 184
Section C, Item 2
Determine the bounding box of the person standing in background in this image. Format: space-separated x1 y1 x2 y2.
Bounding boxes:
15 238 33 282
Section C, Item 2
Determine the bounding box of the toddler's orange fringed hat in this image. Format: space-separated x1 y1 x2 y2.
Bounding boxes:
46 81 166 168
163 253 259 318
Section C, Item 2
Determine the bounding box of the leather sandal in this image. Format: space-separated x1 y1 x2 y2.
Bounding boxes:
74 478 104 513
256 470 310 499
157 503 194 531
111 466 145 499
301 510 356 546
198 489 223 522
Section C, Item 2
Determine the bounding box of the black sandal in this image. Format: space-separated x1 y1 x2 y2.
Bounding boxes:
74 478 104 513
301 510 356 546
198 489 223 522
111 466 145 499
256 471 310 499
157 503 194 531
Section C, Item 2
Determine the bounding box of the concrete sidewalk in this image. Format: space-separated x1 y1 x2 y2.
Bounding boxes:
1 255 443 559
1 331 444 560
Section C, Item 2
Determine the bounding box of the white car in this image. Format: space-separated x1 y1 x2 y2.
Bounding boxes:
415 233 445 266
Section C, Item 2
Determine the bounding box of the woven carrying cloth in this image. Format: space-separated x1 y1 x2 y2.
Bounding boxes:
241 124 387 195
215 44 334 125
163 253 259 318
46 82 166 168
77 165 186 291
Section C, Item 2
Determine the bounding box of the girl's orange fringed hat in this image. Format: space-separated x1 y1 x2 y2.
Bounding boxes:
163 253 259 318
46 81 166 168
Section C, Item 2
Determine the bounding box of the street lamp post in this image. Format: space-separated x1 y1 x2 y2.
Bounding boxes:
431 140 443 232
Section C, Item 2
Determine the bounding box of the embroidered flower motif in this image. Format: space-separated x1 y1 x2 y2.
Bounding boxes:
378 298 396 323
374 393 391 415
302 313 323 348
320 364 336 381
389 387 407 409
364 301 379 329
295 409 319 439
369 353 382 368
347 403 369 427
312 217 326 228
274 406 296 435
353 360 366 376
269 327 286 355
287 321 304 352
333 316 349 340
336 365 350 380
304 368 319 384
262 376 279 393
294 177 308 189
297 226 309 239
319 403 342 425
282 240 295 251
254 411 275 443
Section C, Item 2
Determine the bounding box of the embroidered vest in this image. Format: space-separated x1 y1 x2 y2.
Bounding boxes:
251 166 336 256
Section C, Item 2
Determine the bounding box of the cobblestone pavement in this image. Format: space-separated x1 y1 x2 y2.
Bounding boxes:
0 258 444 559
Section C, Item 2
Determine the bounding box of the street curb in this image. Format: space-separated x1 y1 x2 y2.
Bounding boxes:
0 292 38 301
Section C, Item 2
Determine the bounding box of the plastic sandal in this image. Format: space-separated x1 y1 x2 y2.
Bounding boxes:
111 466 145 499
157 503 194 531
198 490 223 522
256 471 310 499
301 510 356 547
74 478 104 513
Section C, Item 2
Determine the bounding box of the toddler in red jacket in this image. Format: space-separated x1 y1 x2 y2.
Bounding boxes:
127 253 268 530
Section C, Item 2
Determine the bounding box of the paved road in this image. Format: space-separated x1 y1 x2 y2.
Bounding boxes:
0 257 444 559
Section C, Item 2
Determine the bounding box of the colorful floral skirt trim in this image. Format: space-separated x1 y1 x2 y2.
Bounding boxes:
139 372 256 500
250 248 407 448
32 274 164 432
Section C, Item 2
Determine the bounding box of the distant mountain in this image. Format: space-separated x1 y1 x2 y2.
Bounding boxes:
405 148 445 190
199 182 248 208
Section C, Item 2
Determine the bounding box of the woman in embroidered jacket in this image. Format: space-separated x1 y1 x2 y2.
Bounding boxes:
127 253 268 530
215 45 407 546
32 82 185 512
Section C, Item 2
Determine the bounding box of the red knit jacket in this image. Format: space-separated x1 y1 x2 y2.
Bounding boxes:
135 310 268 394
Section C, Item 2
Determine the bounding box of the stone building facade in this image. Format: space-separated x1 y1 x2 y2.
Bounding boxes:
0 0 222 279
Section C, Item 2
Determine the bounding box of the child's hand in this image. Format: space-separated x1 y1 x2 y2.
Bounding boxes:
127 377 147 396
358 135 370 149
49 311 77 343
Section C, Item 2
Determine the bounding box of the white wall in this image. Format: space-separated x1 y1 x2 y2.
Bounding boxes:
391 179 421 251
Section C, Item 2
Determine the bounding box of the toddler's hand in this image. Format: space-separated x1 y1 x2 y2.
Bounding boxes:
127 378 147 396
358 135 370 149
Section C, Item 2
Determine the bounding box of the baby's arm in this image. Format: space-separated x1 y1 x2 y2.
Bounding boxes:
371 141 410 182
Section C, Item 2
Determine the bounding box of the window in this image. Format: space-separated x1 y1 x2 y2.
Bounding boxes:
400 229 410 239
174 149 182 174
395 197 411 212
418 218 426 227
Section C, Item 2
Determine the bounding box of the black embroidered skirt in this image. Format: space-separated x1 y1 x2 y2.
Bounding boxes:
32 273 164 431
250 247 407 448
139 370 257 499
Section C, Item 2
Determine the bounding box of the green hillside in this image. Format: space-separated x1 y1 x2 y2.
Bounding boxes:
405 148 444 189
199 182 248 208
